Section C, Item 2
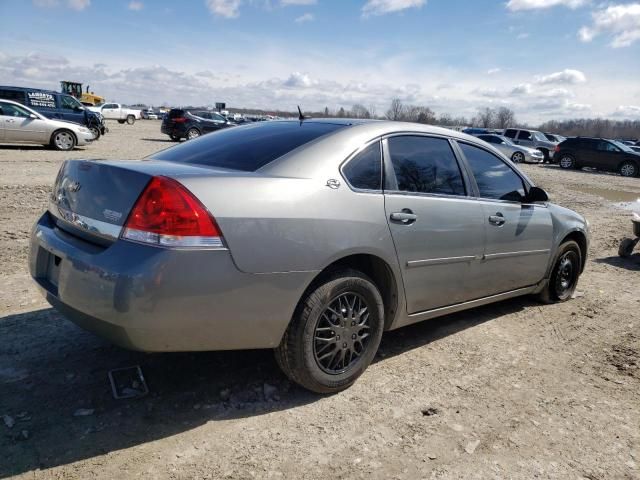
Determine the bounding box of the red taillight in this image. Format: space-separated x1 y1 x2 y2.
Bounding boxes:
172 117 187 123
122 176 224 248
554 145 560 152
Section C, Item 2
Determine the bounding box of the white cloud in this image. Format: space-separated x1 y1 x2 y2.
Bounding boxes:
33 0 90 9
613 105 640 118
282 72 318 87
578 3 640 48
534 69 586 85
506 0 587 11
362 0 426 16
128 1 143 11
205 0 242 18
295 12 314 22
511 83 532 95
281 0 316 5
487 68 501 75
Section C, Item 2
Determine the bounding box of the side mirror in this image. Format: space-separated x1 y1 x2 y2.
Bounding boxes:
525 186 549 203
29 113 38 119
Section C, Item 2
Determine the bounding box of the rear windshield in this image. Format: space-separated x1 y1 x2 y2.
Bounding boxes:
150 121 347 171
168 109 184 118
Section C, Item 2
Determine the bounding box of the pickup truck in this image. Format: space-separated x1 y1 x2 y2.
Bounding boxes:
87 103 142 124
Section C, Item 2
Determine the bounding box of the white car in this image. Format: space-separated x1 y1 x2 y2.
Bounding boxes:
87 103 142 125
0 99 94 150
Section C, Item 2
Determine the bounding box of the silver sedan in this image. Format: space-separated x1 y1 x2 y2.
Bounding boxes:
29 120 589 393
0 99 94 150
476 133 544 163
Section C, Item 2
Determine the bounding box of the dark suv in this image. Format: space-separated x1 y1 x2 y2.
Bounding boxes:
161 109 235 141
555 137 640 177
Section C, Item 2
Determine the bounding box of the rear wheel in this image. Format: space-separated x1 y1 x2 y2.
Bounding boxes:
511 151 525 163
51 130 76 151
186 128 200 140
126 115 135 125
536 240 582 303
619 238 636 258
619 161 638 178
559 154 576 170
118 120 125 124
275 269 384 394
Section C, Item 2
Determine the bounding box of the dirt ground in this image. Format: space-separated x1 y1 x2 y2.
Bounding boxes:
0 121 638 479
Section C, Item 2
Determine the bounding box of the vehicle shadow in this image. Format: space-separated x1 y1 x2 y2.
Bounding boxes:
0 297 532 477
594 254 640 271
538 164 623 178
0 145 88 151
140 138 178 143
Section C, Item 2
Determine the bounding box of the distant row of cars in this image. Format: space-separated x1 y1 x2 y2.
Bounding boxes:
466 126 640 177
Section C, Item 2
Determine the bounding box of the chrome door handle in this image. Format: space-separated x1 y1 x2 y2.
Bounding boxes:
390 210 417 224
488 213 505 226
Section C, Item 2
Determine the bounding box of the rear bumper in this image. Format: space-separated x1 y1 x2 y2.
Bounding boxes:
161 123 187 138
29 212 313 352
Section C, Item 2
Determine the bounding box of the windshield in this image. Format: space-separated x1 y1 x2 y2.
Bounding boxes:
611 140 634 152
496 135 514 146
533 131 548 142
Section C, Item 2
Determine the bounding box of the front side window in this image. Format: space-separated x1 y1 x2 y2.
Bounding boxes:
460 143 526 202
597 141 619 152
517 130 533 141
388 136 466 196
342 142 382 191
504 129 517 139
60 95 83 110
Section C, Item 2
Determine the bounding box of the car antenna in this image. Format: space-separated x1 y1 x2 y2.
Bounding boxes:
297 105 310 123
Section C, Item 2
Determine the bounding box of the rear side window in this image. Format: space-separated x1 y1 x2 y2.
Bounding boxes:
150 121 347 172
0 89 25 102
504 129 517 139
342 142 382 191
388 136 466 196
460 143 526 201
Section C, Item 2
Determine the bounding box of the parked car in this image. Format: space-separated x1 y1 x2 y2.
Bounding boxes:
462 127 495 135
29 120 589 393
141 109 158 120
0 99 94 150
555 137 640 177
475 134 544 163
543 133 566 143
161 108 235 141
503 128 558 163
0 85 107 139
87 103 141 124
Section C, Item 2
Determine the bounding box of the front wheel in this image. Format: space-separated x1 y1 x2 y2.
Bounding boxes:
558 155 576 170
511 151 525 163
126 115 135 125
619 238 637 258
619 161 638 178
89 126 101 140
275 269 384 394
536 240 582 304
51 130 76 151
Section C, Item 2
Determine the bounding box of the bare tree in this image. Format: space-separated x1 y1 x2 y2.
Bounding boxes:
476 107 496 128
324 106 330 117
368 104 377 119
350 104 371 119
386 98 404 121
495 107 516 129
337 107 346 118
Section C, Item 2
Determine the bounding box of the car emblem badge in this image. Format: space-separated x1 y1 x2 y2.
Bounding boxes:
326 179 341 189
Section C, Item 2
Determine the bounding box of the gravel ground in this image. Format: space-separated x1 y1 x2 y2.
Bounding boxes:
0 121 638 479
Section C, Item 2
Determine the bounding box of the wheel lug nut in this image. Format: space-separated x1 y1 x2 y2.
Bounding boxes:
336 335 340 340
342 343 347 348
352 334 356 339
351 321 355 326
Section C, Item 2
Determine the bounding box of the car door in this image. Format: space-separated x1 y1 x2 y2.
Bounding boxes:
383 135 486 314
0 101 49 143
58 95 86 124
595 140 623 171
100 103 118 120
456 141 553 296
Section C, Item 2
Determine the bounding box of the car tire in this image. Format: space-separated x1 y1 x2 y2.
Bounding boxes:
50 129 77 151
126 115 135 125
118 120 125 124
619 161 639 178
275 269 385 394
89 126 101 140
618 238 636 258
186 128 201 140
536 240 582 304
511 151 525 163
558 154 576 170
170 135 180 142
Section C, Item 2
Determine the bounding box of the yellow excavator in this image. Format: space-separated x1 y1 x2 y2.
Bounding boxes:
60 81 104 106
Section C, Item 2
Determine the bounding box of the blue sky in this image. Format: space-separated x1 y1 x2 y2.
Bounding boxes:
1 0 639 123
